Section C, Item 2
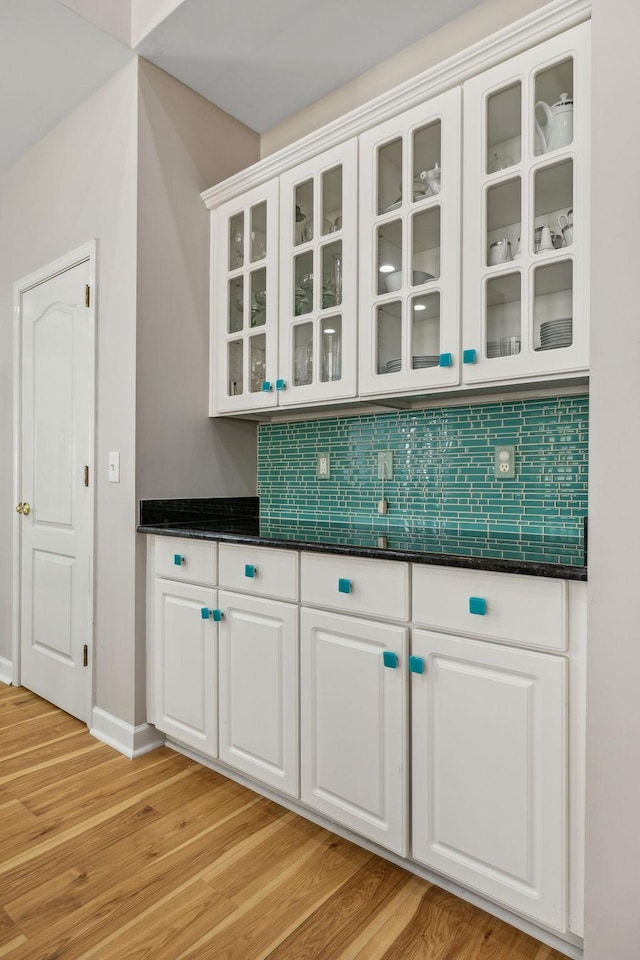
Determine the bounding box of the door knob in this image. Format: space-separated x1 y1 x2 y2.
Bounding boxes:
16 503 23 514
21 503 31 516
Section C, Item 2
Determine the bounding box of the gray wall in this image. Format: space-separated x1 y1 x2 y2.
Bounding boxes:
0 61 139 719
585 0 640 956
134 60 259 724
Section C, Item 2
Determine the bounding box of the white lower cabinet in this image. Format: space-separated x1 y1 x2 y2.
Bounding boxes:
154 577 218 757
300 607 409 856
411 628 567 930
218 590 299 797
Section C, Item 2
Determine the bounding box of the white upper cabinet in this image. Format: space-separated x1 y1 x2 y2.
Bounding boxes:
462 22 590 384
206 16 590 415
278 140 358 406
358 88 462 396
212 180 280 414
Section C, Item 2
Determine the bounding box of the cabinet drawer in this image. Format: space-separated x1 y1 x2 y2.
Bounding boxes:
301 552 409 621
218 543 298 601
412 565 567 651
154 536 217 587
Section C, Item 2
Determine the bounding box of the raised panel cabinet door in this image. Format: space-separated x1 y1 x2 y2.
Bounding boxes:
300 608 409 855
278 138 358 406
211 179 279 414
154 579 218 757
411 629 567 931
358 87 461 397
462 21 590 385
218 591 299 797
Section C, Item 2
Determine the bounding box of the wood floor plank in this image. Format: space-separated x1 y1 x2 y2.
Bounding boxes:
263 856 409 960
0 686 571 960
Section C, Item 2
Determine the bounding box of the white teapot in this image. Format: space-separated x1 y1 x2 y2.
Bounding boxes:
535 93 573 153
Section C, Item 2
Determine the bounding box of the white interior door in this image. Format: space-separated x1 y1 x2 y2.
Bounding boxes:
17 256 94 722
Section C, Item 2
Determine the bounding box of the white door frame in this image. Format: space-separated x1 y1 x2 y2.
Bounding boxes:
12 239 97 723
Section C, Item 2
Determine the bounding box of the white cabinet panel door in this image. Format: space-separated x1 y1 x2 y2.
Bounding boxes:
218 592 299 797
154 579 217 757
301 608 408 855
411 629 567 931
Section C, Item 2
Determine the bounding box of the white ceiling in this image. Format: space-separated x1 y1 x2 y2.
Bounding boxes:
0 0 488 177
0 0 131 175
135 0 489 133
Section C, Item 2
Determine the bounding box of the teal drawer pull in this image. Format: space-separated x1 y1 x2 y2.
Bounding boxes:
383 651 398 669
463 349 477 364
439 352 453 367
261 380 272 392
173 554 184 566
245 564 256 578
276 378 286 391
469 596 487 616
212 609 224 622
409 655 424 674
201 608 211 620
338 578 352 594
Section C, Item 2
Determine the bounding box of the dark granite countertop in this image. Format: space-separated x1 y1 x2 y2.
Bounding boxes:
138 498 587 581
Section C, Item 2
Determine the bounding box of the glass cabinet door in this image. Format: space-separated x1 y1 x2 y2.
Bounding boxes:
212 180 279 413
278 139 358 406
358 88 461 396
462 21 590 385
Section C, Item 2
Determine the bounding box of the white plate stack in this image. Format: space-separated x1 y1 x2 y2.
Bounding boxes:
385 355 440 373
536 318 572 351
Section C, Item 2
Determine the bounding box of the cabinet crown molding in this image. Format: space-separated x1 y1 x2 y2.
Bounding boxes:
202 0 590 210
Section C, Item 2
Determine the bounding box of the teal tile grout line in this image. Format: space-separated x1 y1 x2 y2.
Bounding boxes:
257 394 588 540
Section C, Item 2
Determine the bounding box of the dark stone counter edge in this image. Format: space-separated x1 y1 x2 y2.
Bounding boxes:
137 524 587 582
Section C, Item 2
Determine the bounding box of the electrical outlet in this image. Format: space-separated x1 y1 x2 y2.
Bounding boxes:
317 452 331 479
494 444 516 479
378 451 393 480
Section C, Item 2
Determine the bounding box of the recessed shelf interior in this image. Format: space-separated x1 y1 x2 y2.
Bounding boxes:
321 240 342 309
412 206 441 280
412 120 442 198
533 158 573 252
249 268 266 328
377 137 403 215
228 275 243 334
294 178 314 245
321 315 342 382
229 211 244 270
376 299 402 374
249 333 266 392
485 271 522 355
294 250 314 316
321 165 343 233
293 321 314 386
228 339 243 395
486 177 521 264
533 259 573 346
377 219 403 295
411 291 441 360
534 57 574 156
486 81 522 173
250 202 267 263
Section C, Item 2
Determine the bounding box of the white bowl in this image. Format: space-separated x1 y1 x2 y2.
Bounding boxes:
384 270 432 293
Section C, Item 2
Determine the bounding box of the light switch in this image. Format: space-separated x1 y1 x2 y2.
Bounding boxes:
108 451 120 483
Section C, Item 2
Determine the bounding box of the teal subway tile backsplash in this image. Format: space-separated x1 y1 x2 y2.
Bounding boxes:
258 395 588 543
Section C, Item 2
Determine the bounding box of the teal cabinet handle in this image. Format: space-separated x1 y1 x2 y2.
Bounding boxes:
409 655 425 674
338 578 352 594
261 380 272 392
245 564 256 578
276 378 286 391
383 651 398 669
212 609 224 622
174 554 184 566
463 349 477 364
439 352 453 367
201 607 211 620
469 596 487 616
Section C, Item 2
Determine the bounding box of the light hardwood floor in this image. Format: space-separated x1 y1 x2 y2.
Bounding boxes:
0 684 566 960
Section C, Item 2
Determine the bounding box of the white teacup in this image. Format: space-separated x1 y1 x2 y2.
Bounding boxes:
562 225 574 246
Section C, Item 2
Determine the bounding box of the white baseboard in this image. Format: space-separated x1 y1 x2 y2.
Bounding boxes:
0 656 14 686
90 706 165 758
